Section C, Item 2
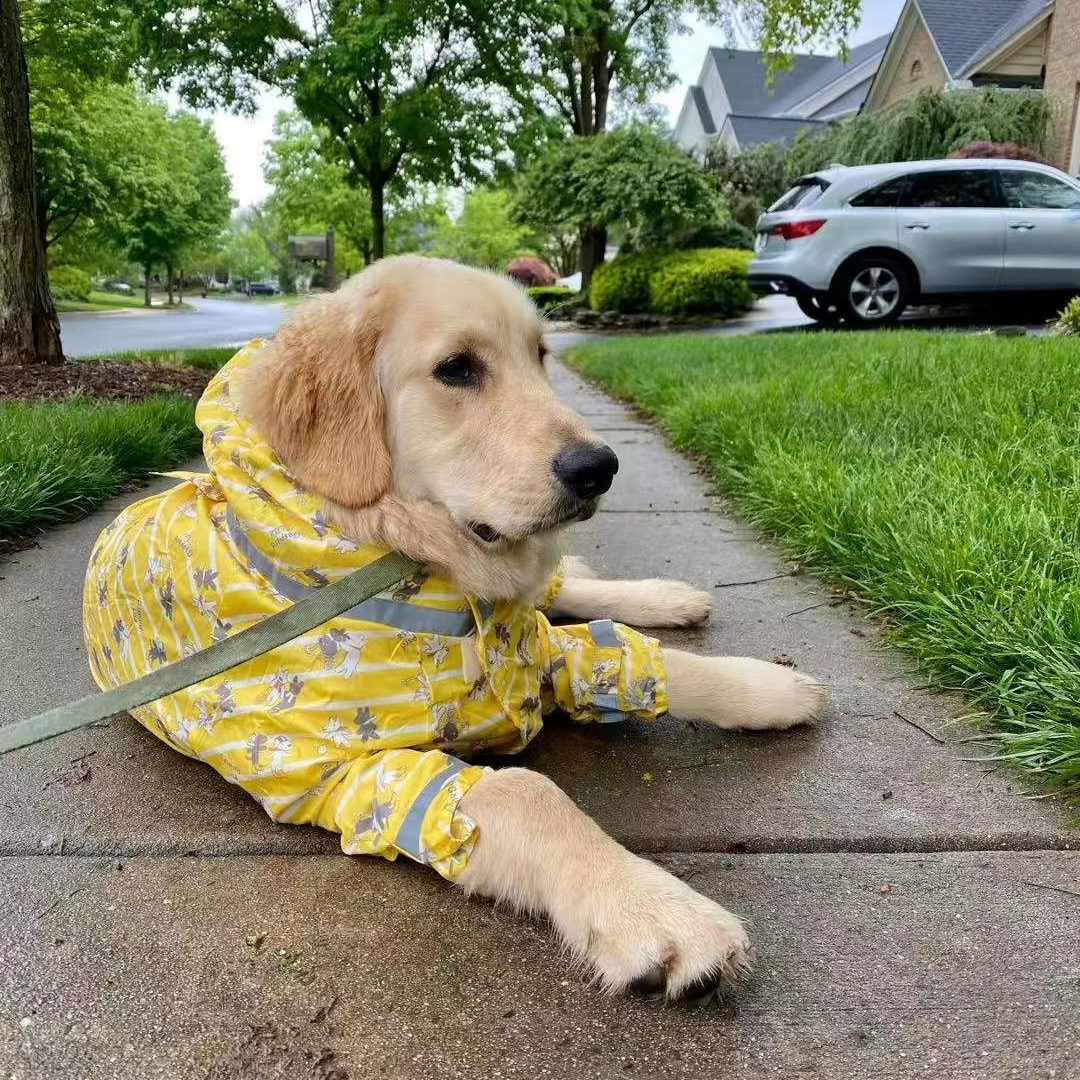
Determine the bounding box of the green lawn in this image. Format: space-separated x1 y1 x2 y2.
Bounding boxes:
87 346 235 370
0 348 231 545
568 331 1080 798
55 290 152 313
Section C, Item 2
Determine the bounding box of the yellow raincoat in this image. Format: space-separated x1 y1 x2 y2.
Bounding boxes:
83 343 667 880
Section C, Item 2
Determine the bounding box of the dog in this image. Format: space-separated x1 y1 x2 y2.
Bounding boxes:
83 256 824 1002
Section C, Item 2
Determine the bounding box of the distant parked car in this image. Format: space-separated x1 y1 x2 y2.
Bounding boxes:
105 281 134 295
748 158 1080 327
244 281 279 296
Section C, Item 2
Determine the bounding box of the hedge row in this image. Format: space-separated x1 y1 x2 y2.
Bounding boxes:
589 248 755 316
527 285 576 311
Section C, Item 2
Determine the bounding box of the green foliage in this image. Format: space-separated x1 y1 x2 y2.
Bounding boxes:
706 89 1056 208
672 220 755 252
116 105 232 295
526 285 575 310
509 1 861 139
568 330 1080 796
49 265 92 301
704 139 789 210
219 214 274 282
431 189 530 269
0 394 201 540
517 126 720 254
646 249 754 315
263 111 374 268
133 0 526 256
590 247 753 315
1052 296 1080 337
589 251 664 313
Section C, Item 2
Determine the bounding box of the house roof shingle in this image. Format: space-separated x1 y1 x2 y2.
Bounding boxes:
723 114 830 149
915 0 1050 76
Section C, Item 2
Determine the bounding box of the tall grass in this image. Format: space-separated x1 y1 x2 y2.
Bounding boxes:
0 396 201 540
568 331 1080 797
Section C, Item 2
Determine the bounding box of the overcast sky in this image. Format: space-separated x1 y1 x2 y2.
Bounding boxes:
208 0 906 208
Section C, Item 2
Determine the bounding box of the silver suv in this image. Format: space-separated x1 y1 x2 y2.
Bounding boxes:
747 158 1080 326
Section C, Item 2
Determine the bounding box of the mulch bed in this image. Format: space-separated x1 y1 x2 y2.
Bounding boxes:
0 360 213 403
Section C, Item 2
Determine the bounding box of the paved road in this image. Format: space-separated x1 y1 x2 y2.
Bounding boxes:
59 297 289 357
0 361 1074 1078
60 292 1053 359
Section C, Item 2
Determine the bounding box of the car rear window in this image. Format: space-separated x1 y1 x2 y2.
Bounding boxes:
769 179 829 213
849 176 908 208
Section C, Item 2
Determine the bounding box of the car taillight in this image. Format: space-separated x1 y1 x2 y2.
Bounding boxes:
770 219 827 240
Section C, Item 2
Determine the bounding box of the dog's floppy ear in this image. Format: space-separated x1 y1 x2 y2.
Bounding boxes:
243 290 392 509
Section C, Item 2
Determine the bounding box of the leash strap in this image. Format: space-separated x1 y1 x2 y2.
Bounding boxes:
0 551 422 756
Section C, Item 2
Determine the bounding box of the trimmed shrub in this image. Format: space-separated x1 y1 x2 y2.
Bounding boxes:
949 140 1053 164
589 251 665 313
50 265 92 302
527 285 575 311
507 255 556 286
648 249 755 316
1052 295 1080 336
590 249 754 317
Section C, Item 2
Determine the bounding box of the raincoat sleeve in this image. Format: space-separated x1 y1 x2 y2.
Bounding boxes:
536 615 668 724
273 748 489 882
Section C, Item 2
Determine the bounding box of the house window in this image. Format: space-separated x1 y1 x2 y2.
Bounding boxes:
910 59 923 81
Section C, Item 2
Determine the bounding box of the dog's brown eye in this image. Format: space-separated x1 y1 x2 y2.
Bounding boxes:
434 353 483 389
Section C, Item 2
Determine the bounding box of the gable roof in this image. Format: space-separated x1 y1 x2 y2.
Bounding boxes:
915 0 1051 76
707 48 835 118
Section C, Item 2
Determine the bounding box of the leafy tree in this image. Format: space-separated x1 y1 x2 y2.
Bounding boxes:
134 0 523 258
510 0 862 276
516 126 720 288
220 213 274 283
430 189 530 270
114 105 232 306
263 112 375 265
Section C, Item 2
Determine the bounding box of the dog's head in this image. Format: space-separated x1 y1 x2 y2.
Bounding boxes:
243 256 617 547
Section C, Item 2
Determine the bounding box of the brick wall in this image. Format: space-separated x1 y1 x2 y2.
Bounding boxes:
879 17 949 108
1044 0 1080 171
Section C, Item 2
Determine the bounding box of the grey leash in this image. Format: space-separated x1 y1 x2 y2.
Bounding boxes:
0 551 422 756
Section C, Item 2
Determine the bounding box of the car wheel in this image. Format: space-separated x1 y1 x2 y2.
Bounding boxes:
833 257 909 327
796 293 843 325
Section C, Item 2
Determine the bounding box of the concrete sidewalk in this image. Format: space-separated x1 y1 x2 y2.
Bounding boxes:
0 360 1076 1079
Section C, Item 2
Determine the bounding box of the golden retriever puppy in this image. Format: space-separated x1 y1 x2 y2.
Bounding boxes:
240 256 823 999
85 255 823 1004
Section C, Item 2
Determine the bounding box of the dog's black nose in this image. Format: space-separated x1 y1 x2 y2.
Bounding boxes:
552 442 619 499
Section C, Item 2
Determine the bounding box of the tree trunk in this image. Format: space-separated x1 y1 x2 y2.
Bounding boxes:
166 263 175 305
143 265 152 308
370 179 386 261
0 0 62 366
579 224 607 292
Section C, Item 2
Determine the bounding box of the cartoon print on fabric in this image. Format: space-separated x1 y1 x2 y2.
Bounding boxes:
82 341 670 886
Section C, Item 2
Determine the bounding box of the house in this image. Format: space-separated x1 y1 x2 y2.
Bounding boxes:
675 0 1080 172
863 0 1080 172
673 34 892 159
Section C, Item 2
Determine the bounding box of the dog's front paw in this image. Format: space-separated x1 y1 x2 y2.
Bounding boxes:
628 579 713 628
749 662 825 729
566 855 750 1002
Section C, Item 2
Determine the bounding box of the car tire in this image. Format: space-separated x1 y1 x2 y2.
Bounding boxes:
796 293 843 326
832 256 909 328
